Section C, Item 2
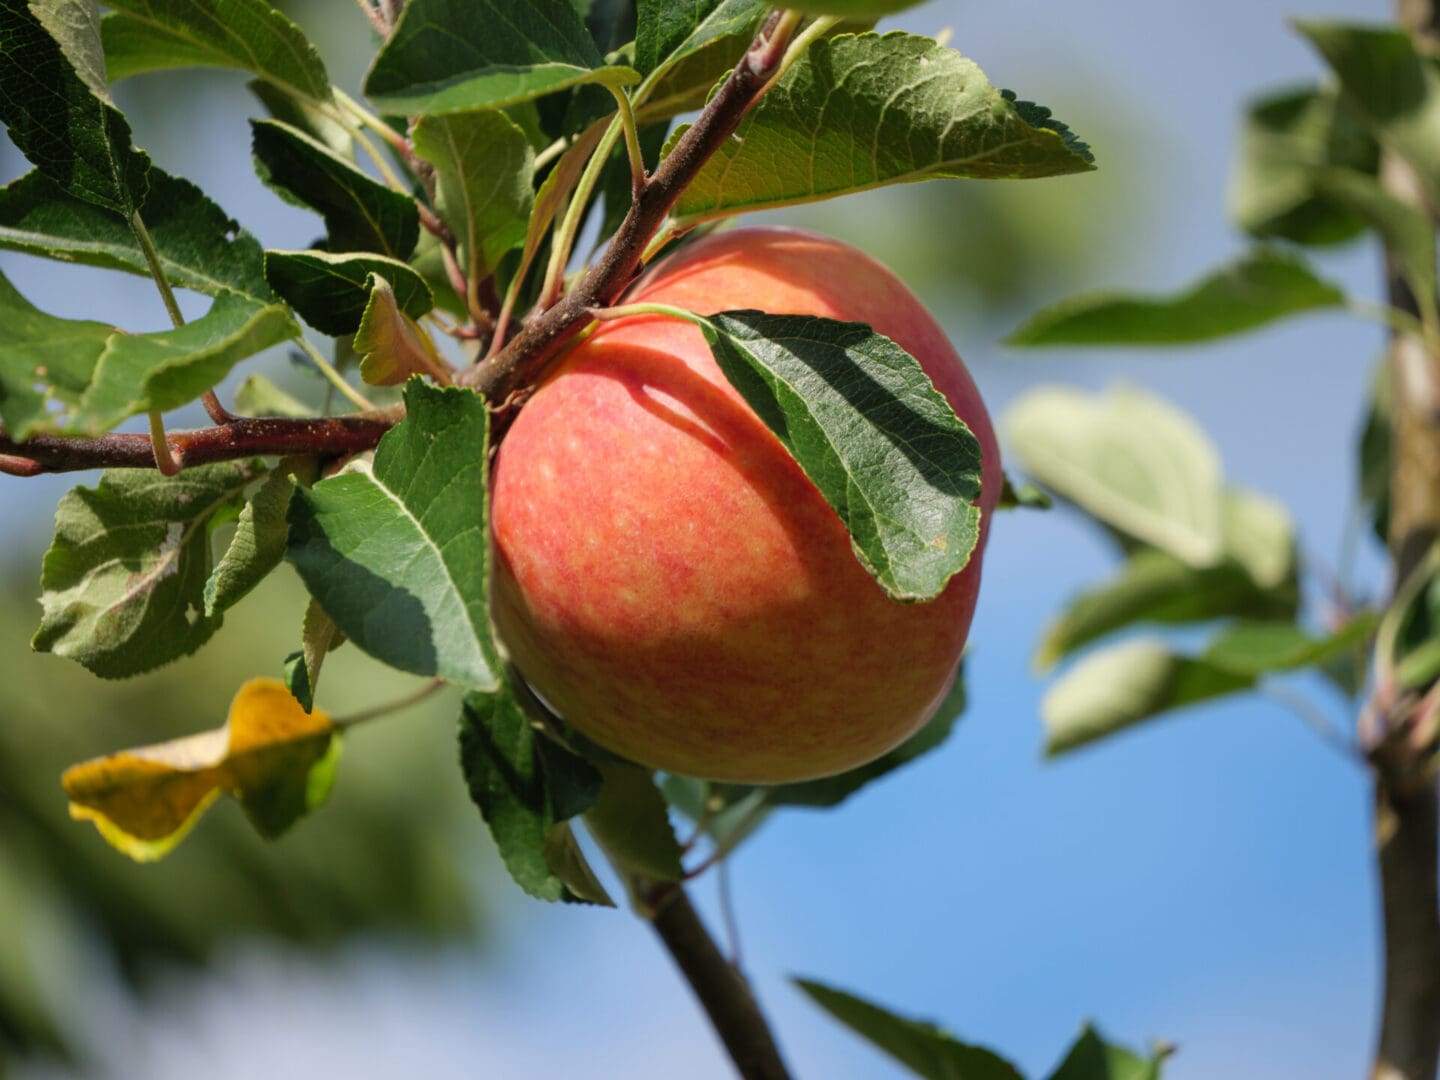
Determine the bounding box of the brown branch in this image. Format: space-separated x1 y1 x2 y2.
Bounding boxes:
636 880 793 1080
456 11 794 405
1370 3 1440 1077
0 409 402 474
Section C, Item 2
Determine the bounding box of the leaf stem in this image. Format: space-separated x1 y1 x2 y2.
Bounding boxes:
589 301 708 327
763 13 835 94
147 410 181 475
294 338 378 412
541 117 624 309
333 90 410 191
607 84 647 200
333 677 447 727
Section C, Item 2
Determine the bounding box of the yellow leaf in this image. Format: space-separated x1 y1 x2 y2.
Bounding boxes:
354 274 446 387
62 678 340 862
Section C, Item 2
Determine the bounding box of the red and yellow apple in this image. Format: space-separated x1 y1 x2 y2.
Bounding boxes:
490 227 1001 783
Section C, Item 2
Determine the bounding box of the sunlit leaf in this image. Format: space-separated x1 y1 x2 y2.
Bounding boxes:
701 310 983 602
1007 249 1345 346
1046 1025 1167 1080
33 461 265 678
354 275 447 387
667 33 1094 229
62 678 339 861
287 379 499 690
1042 641 1254 756
101 0 331 105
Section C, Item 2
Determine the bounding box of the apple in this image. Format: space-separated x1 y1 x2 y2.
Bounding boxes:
491 227 1001 783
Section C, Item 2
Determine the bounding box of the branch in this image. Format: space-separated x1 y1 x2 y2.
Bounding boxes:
455 11 796 405
636 879 793 1080
1370 4 1440 1077
0 409 402 474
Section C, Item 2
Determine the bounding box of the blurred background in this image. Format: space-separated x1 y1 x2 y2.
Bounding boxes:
0 0 1401 1076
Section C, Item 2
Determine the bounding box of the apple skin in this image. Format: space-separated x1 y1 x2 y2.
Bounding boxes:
490 227 1001 783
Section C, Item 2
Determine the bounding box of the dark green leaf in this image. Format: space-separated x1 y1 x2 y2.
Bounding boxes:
1046 1025 1166 1080
101 0 331 105
582 762 683 881
265 250 433 336
0 167 273 300
251 119 419 260
459 677 603 901
411 111 534 285
363 0 638 116
1004 385 1227 567
1043 641 1255 756
0 0 149 215
31 0 110 100
32 461 264 678
634 0 764 78
702 311 982 602
795 978 1024 1080
668 33 1094 229
1203 614 1378 678
1359 365 1391 545
542 823 615 905
1297 21 1440 207
1231 86 1378 245
287 379 500 691
998 474 1053 511
1007 249 1345 346
1377 545 1440 692
792 1 924 13
204 466 301 618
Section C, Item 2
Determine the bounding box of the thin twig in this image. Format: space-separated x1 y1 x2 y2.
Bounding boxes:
333 678 447 727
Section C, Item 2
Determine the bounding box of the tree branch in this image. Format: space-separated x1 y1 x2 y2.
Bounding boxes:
636 879 793 1080
0 409 402 474
455 11 795 406
1370 4 1440 1077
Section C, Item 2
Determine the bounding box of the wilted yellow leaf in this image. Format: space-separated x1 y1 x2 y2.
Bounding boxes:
62 678 340 862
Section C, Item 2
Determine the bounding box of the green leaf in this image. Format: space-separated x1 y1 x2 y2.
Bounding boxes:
1007 249 1345 346
635 30 745 121
1297 21 1440 208
32 460 264 678
542 822 615 906
363 0 639 116
247 79 352 159
265 249 433 336
1221 487 1298 591
72 291 299 434
233 373 312 418
412 111 535 286
459 677 604 902
251 119 419 260
100 0 331 105
62 678 340 861
1359 366 1391 546
582 762 683 882
0 167 273 300
1203 614 1378 678
354 274 446 387
1046 1026 1167 1080
1042 641 1254 757
1377 545 1440 692
585 0 637 57
667 33 1094 230
0 275 296 439
795 978 1025 1080
283 598 344 713
31 0 111 101
701 310 983 602
998 474 1053 511
286 379 500 691
1004 385 1227 567
204 466 302 618
634 0 764 78
728 661 967 810
1230 86 1378 245
0 0 149 215
1037 550 1300 670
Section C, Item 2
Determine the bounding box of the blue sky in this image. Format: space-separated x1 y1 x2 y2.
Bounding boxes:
2 0 1403 1076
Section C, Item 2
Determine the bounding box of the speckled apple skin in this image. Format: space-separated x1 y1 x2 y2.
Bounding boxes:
490 227 1001 783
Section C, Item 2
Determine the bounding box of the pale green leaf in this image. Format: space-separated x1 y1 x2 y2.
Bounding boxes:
101 0 331 105
1043 641 1254 756
204 467 299 618
668 33 1094 229
1046 1026 1167 1080
1203 615 1378 677
702 311 983 602
1004 386 1227 567
32 460 265 678
1007 250 1345 346
232 373 312 418
286 380 499 690
31 0 110 101
363 0 638 116
265 249 433 336
251 119 419 260
354 274 446 387
795 978 1024 1080
412 111 534 286
0 167 273 300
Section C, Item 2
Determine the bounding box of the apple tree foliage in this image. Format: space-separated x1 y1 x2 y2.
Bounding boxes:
8 0 1430 1076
